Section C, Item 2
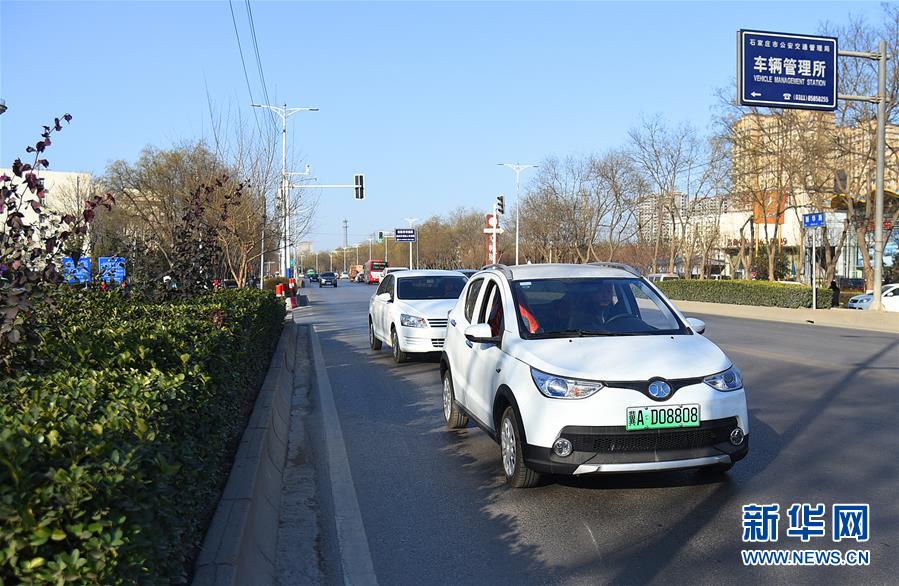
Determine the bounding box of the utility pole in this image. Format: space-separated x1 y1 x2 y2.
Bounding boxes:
836 41 888 310
342 218 349 273
498 163 538 265
252 103 319 277
368 236 373 261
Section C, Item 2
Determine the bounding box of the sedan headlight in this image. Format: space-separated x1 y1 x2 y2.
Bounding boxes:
703 366 743 392
531 367 604 399
400 314 428 328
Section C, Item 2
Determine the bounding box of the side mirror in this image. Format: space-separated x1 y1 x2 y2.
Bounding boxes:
686 317 706 335
464 323 500 345
376 292 392 303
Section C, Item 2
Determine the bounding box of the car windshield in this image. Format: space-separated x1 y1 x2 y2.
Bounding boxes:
321 272 336 277
397 276 467 300
511 278 687 338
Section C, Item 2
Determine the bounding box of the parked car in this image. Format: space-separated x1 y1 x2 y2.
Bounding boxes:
646 273 681 282
319 272 338 287
440 263 749 487
368 270 468 363
847 283 899 311
340 271 350 280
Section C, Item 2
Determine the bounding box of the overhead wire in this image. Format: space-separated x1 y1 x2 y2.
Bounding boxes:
227 0 263 135
245 0 278 132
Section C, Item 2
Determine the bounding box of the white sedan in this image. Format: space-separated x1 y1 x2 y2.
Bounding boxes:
847 283 899 311
369 270 468 362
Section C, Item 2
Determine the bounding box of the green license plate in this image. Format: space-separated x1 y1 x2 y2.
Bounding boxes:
626 404 701 431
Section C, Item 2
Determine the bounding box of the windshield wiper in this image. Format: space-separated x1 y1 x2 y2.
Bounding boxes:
531 329 612 338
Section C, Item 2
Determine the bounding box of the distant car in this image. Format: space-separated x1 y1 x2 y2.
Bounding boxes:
308 272 319 282
222 279 238 289
319 272 338 288
340 271 350 280
647 273 681 282
368 270 469 363
356 273 366 283
847 283 899 311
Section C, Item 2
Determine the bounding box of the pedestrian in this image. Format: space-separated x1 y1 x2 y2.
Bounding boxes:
829 280 840 307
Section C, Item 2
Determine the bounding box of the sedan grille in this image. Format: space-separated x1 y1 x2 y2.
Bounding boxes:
562 417 738 453
431 338 445 348
427 318 448 328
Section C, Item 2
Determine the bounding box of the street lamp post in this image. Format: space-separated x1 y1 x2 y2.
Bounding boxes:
252 103 319 277
498 163 538 265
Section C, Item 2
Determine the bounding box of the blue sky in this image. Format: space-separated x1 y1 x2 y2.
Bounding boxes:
0 1 885 250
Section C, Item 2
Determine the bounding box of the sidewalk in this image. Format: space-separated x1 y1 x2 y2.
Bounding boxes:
675 300 899 334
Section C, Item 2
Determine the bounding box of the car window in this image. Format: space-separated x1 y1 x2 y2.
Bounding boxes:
477 280 504 337
397 276 467 300
376 276 390 296
464 278 484 323
386 275 395 298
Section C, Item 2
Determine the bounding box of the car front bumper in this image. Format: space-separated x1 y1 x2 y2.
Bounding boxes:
399 325 448 352
522 417 748 475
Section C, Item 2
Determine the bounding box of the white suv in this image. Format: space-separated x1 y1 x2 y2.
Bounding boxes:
440 263 749 487
369 270 468 362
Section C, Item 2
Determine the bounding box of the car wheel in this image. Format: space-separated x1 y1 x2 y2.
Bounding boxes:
500 406 540 488
369 319 382 351
390 327 408 363
442 368 469 429
319 283 322 288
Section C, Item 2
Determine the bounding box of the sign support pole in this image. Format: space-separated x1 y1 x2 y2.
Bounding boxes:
812 228 817 309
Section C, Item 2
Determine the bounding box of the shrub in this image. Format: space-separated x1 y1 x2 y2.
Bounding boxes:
263 276 290 292
0 289 284 584
658 279 833 309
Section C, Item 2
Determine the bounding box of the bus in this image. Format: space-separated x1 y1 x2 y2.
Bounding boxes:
363 260 388 284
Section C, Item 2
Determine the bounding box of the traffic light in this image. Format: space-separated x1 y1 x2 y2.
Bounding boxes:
377 230 384 243
496 195 505 215
354 173 364 199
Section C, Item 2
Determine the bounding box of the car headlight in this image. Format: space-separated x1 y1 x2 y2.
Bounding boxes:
400 314 427 328
703 366 743 392
530 367 604 399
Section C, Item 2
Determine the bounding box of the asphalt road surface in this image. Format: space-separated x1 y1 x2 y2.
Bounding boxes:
293 279 898 585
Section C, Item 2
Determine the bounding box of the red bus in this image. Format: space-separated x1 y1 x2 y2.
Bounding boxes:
364 260 388 284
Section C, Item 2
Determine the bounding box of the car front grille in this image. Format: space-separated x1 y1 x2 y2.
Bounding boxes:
427 318 448 328
562 417 738 453
431 338 445 348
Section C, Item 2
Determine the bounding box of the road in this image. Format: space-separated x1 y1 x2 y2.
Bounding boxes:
293 279 898 585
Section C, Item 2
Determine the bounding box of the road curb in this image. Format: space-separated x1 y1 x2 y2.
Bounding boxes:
309 324 379 586
192 319 297 586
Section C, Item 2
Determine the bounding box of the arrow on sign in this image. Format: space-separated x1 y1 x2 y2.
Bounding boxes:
751 92 761 97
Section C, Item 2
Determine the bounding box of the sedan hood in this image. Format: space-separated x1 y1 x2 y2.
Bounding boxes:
505 334 731 381
395 298 457 319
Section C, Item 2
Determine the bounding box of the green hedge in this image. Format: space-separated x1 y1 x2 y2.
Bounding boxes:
1 289 284 584
658 279 833 309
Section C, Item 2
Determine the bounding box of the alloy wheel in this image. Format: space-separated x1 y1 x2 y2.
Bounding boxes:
443 376 452 422
501 417 516 478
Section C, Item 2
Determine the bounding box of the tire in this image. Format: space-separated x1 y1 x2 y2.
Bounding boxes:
390 327 408 363
442 368 469 429
319 283 322 288
500 406 540 488
369 319 382 351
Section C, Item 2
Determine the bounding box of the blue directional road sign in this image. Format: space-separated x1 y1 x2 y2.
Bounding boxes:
395 228 416 243
62 256 91 284
98 256 126 283
738 30 837 110
803 212 826 228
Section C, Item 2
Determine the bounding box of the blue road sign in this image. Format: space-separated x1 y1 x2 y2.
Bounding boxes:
98 256 126 283
803 212 826 228
395 228 416 243
62 256 91 284
739 30 837 110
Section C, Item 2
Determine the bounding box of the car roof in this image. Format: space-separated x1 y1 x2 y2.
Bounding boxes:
393 269 467 279
479 263 638 281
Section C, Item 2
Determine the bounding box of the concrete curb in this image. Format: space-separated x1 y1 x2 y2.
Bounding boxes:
193 318 298 585
675 300 899 334
309 325 379 586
